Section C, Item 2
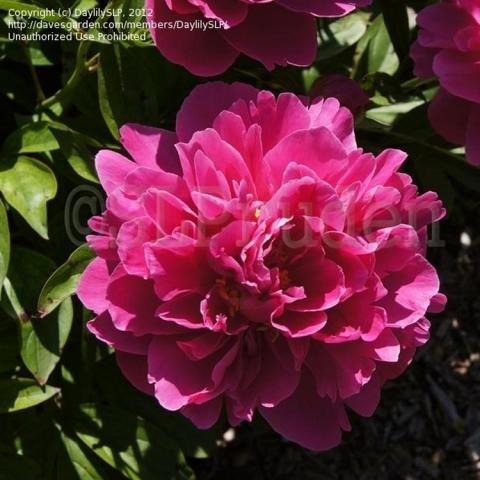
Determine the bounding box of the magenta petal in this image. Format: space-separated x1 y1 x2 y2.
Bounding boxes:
106 266 174 335
87 312 151 355
116 216 158 277
148 335 236 410
277 0 358 16
466 103 480 165
380 255 440 328
433 49 480 103
119 123 180 173
176 82 258 142
196 0 248 26
181 396 223 429
428 88 470 145
410 41 436 78
156 292 204 329
427 293 447 313
416 3 476 49
260 372 349 451
77 257 110 314
223 4 317 70
264 126 347 188
146 0 238 76
143 188 196 235
273 310 327 337
95 150 135 194
345 373 381 417
146 237 214 300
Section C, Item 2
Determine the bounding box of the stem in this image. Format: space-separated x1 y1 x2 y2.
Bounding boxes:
23 42 46 103
38 0 118 112
38 42 98 111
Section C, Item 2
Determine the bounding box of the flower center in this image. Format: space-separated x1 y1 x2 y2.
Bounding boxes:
216 277 242 317
279 269 291 289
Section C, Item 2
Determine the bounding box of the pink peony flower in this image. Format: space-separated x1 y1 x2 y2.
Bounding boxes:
411 0 480 165
146 0 372 76
310 74 369 118
78 82 446 451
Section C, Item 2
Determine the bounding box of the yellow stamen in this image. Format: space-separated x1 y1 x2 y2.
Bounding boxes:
279 269 291 289
216 277 242 316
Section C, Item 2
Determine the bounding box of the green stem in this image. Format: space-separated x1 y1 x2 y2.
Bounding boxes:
23 43 46 103
38 42 98 111
38 0 119 112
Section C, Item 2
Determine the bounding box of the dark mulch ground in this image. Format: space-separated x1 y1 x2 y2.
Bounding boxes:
191 189 480 480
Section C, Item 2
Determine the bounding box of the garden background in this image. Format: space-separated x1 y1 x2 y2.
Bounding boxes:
0 0 480 478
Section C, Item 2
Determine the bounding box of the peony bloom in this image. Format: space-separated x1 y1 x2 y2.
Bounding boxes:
78 82 446 451
146 0 372 76
411 0 480 165
310 74 369 118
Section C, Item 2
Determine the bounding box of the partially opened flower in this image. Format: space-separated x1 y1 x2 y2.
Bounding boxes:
78 82 446 451
411 0 480 165
146 0 372 76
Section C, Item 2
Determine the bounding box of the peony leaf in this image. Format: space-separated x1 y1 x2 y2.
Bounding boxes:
95 355 220 459
1 122 59 155
1 121 103 157
318 12 369 60
3 247 73 385
366 99 425 126
60 431 106 480
0 199 10 294
0 378 59 412
74 404 193 480
38 244 95 318
20 298 73 385
379 0 411 61
97 44 176 140
0 156 57 239
354 14 399 77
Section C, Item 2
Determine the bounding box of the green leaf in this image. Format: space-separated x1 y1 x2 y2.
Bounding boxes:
97 45 126 139
50 129 99 183
3 247 73 384
379 0 410 60
97 44 168 139
6 247 56 313
0 156 57 239
0 378 59 413
354 14 399 77
95 355 220 459
0 199 10 292
1 122 60 156
20 298 73 385
366 99 425 126
318 12 370 60
74 404 192 480
60 431 106 480
1 121 101 156
38 244 95 318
